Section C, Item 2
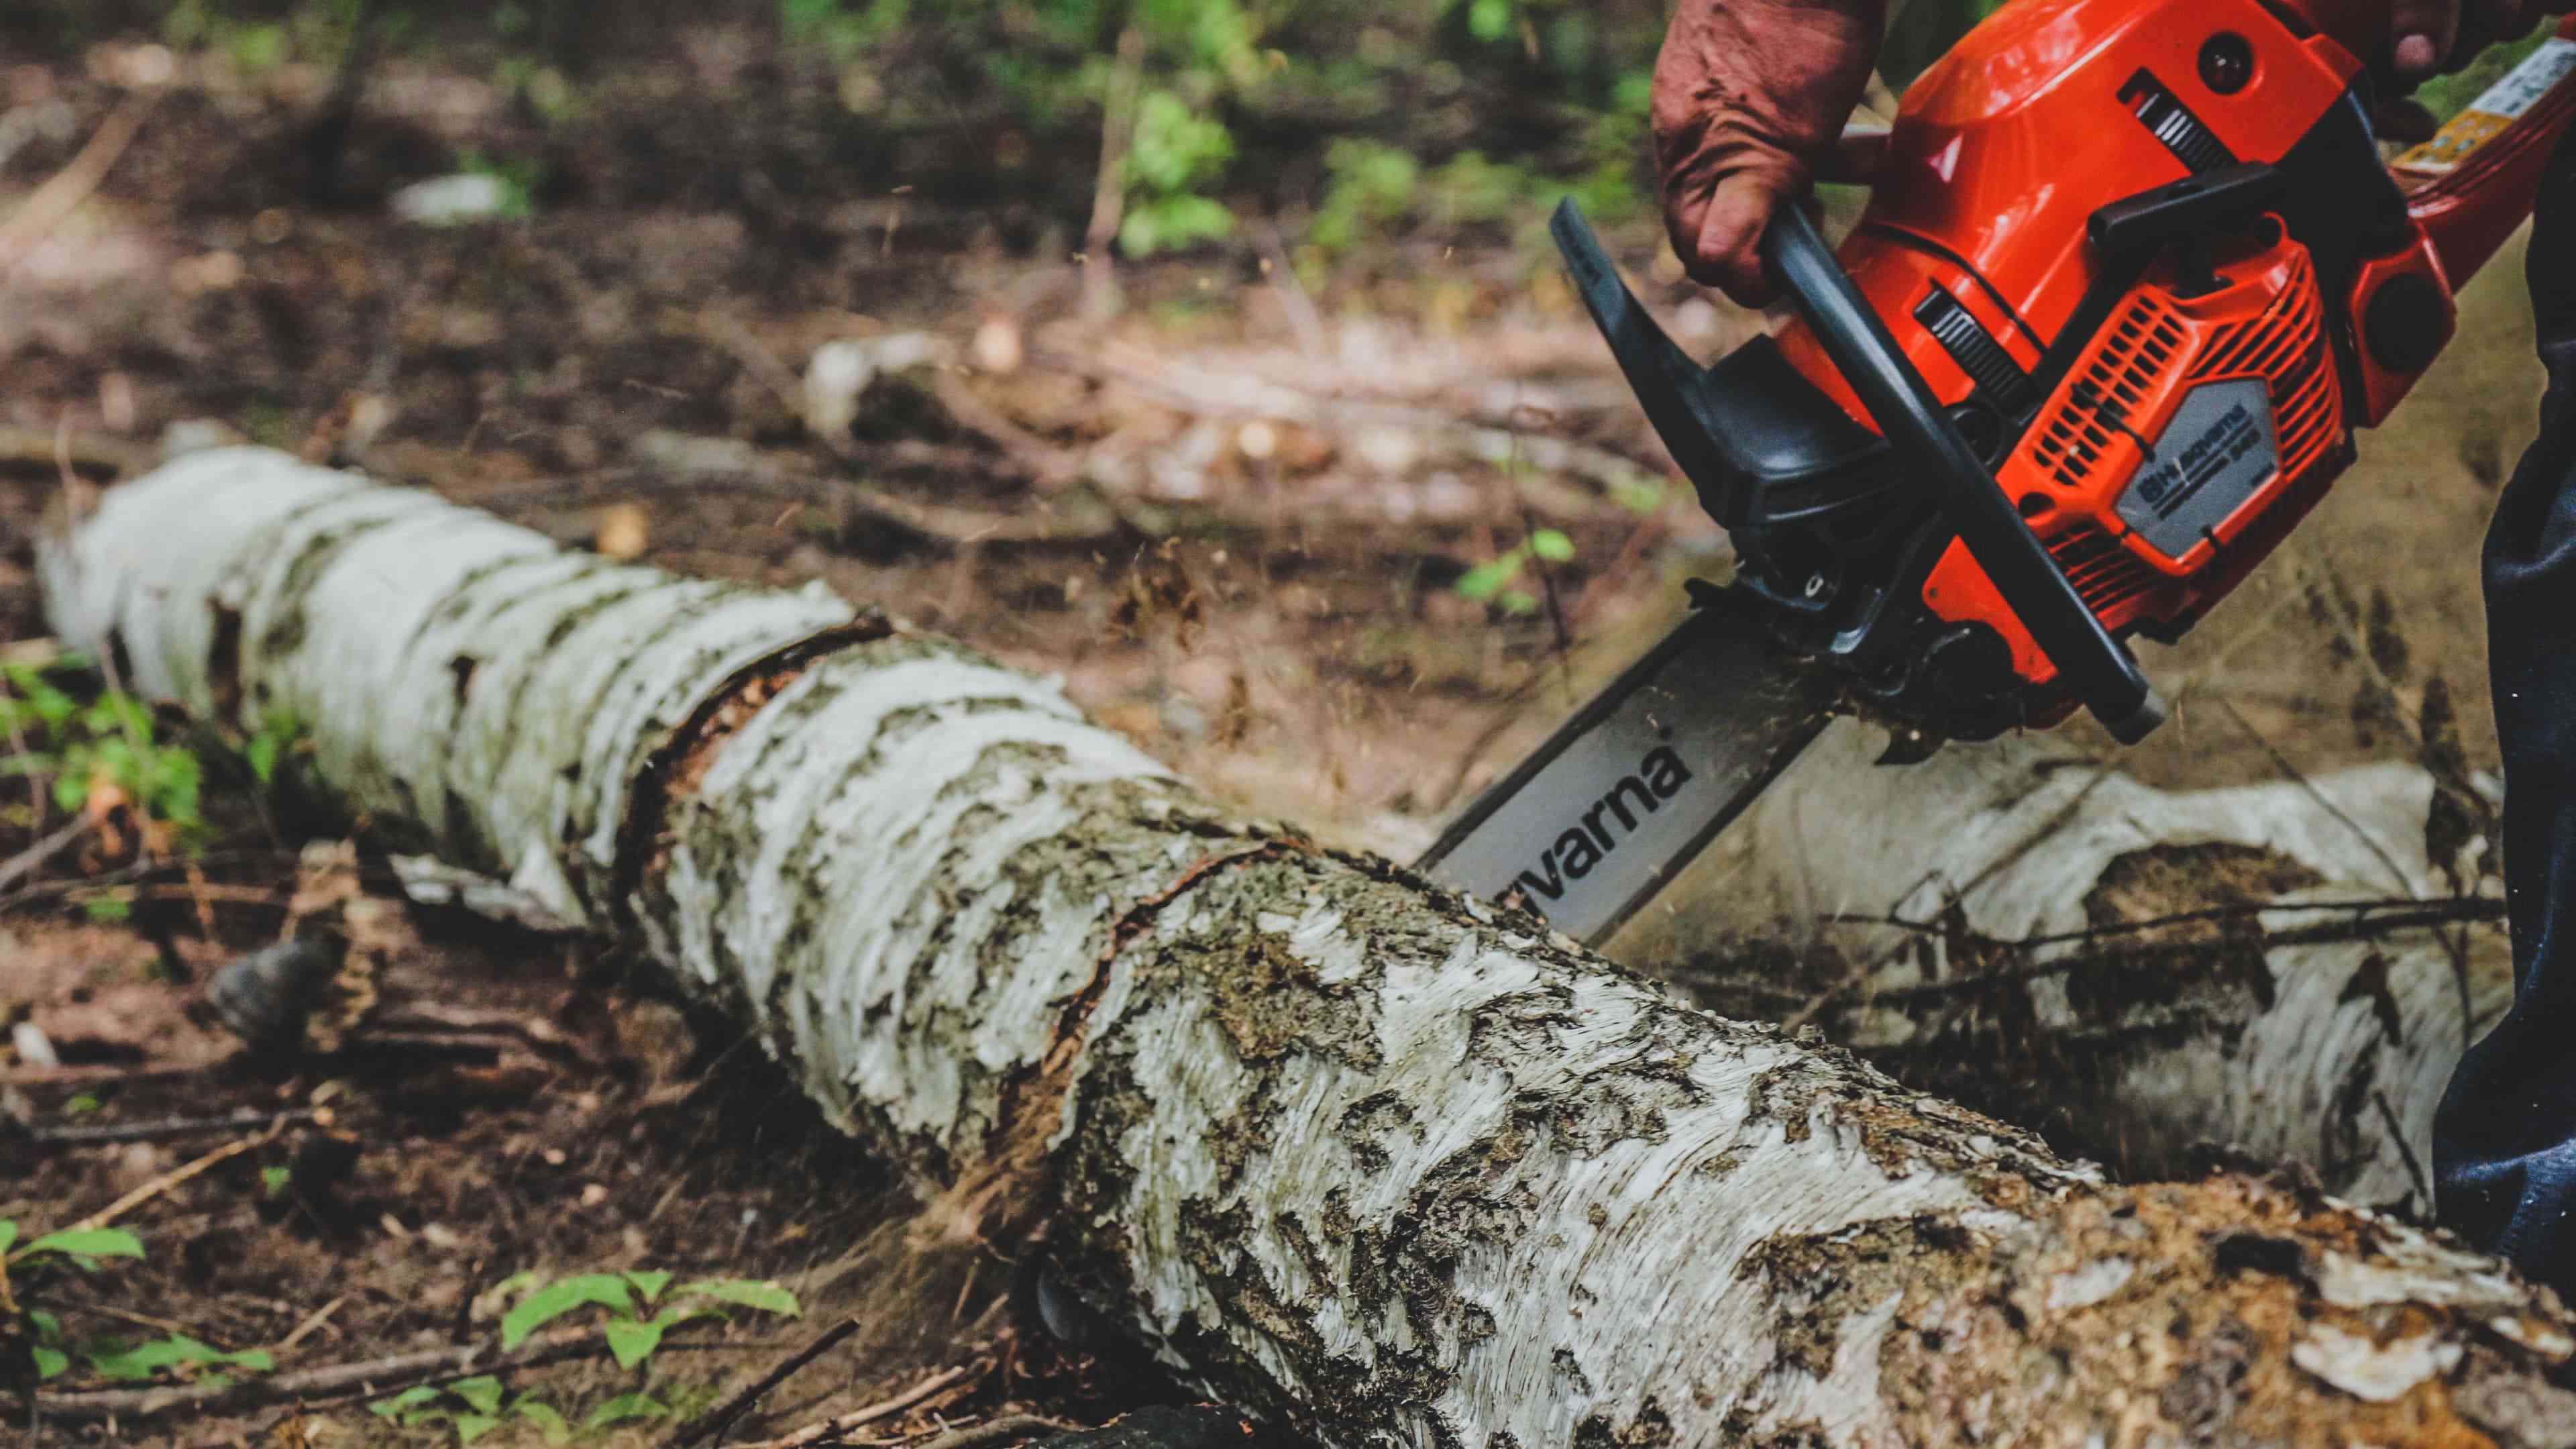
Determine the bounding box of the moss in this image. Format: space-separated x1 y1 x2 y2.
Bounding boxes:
254 511 409 663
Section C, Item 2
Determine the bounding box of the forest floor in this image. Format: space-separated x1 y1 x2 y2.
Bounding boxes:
0 25 2554 1448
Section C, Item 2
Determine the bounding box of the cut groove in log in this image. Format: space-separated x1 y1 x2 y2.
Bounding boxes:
41 447 2576 1448
1640 720 2511 1212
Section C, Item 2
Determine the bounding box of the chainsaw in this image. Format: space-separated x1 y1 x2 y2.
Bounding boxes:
1419 0 2576 943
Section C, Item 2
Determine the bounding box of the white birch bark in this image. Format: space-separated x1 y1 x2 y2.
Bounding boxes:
1641 719 2509 1210
42 447 2576 1449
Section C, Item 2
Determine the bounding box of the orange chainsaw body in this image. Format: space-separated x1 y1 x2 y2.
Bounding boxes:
1763 0 2576 721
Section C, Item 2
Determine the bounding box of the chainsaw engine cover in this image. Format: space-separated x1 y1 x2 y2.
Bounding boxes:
1688 0 2573 739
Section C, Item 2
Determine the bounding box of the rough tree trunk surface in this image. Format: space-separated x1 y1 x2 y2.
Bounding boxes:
1655 720 2510 1211
43 448 2576 1449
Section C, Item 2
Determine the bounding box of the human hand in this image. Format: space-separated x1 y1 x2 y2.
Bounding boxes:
2390 0 2573 81
1651 0 1887 305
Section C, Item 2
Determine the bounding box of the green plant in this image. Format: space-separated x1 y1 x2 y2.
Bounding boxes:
1120 89 1236 256
366 1271 796 1442
1309 138 1643 260
496 1270 799 1368
244 706 305 788
371 1375 572 1445
1 660 205 841
3 1221 274 1388
1455 527 1575 615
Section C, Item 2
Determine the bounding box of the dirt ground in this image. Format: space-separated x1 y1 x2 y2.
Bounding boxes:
0 21 2555 1448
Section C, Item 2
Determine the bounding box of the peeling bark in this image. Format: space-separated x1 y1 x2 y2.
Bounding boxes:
43 448 2576 1448
1643 721 2509 1210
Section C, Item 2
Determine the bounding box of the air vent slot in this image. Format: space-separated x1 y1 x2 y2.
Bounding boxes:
2031 294 2186 489
2048 523 2164 613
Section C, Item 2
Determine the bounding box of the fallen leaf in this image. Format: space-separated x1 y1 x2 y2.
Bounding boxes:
596 503 650 561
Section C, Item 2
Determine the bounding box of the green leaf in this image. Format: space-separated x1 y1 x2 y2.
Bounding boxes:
513 1397 572 1445
584 1392 668 1429
622 1269 672 1304
261 1165 292 1198
80 1332 255 1381
1610 477 1668 515
0 1220 17 1254
32 1346 68 1380
1119 193 1234 258
1126 90 1233 195
674 1279 800 1318
1467 0 1514 42
1528 529 1575 564
28 1309 61 1342
24 1228 144 1260
1453 556 1521 602
80 896 130 923
455 1411 500 1444
482 1268 543 1305
1498 589 1539 615
62 1094 100 1117
87 1335 197 1381
372 1384 445 1418
603 1316 665 1370
449 1375 506 1415
500 1273 633 1349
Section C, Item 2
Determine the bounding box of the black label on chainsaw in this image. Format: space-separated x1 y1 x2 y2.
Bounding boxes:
2118 379 2278 559
1512 747 1695 902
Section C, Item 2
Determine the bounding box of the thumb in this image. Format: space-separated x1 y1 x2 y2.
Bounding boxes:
2389 0 2464 78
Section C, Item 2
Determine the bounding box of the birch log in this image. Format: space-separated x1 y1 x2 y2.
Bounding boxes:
1636 719 2509 1211
42 447 2576 1449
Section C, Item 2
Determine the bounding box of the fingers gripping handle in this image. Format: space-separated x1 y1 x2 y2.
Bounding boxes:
1758 205 2167 744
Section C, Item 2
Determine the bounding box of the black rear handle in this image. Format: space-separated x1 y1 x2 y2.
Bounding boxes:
1760 203 2166 744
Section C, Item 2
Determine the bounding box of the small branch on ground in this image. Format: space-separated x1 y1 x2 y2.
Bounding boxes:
0 816 95 896
0 426 147 480
1082 28 1146 321
17 1107 323 1148
738 1362 976 1449
44 1323 764 1424
0 91 159 274
902 1413 1075 1449
1254 223 1326 358
39 1324 601 1423
661 1315 863 1449
19 1123 285 1253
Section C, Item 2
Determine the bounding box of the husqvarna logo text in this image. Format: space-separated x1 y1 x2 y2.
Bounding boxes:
1515 746 1695 903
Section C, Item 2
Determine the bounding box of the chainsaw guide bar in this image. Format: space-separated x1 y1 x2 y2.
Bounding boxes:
1414 592 1835 945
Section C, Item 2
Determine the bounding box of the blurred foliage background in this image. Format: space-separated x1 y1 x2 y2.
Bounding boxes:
3 0 2542 282
0 0 2067 280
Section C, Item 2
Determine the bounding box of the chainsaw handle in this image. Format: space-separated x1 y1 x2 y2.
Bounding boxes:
1760 205 2167 744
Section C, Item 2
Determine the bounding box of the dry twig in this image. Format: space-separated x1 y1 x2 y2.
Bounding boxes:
899 1413 1073 1449
0 815 94 896
739 1362 975 1449
0 91 158 272
40 1324 598 1422
17 1124 282 1255
662 1315 863 1449
21 1107 322 1148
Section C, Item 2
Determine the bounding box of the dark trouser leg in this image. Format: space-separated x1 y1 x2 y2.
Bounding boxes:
2434 123 2576 1288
